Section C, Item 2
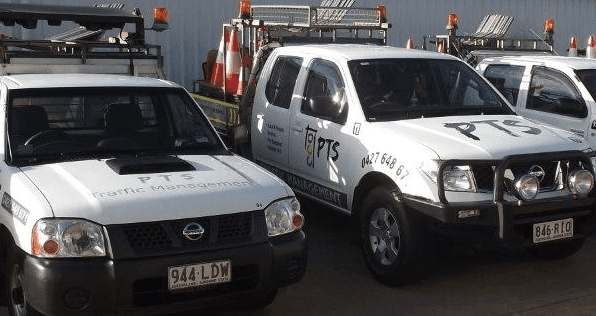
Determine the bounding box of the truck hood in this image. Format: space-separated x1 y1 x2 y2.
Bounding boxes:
378 115 589 160
20 154 291 225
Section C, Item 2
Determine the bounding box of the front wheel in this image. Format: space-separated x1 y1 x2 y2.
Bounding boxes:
358 186 424 286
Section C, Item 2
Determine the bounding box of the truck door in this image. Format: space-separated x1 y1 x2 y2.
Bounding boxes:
520 66 590 140
287 58 351 210
251 55 303 173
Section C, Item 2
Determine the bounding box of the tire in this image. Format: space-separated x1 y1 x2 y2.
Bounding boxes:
6 250 43 316
358 186 424 286
527 238 584 260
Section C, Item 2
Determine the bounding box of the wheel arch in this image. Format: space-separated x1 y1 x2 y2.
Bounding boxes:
353 171 400 215
0 224 15 306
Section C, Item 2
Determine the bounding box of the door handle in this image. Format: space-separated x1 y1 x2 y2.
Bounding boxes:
292 124 303 133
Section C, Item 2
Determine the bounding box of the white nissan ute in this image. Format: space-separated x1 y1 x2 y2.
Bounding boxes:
0 74 306 315
246 44 596 285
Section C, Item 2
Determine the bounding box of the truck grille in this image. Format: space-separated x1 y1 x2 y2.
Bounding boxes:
106 211 262 258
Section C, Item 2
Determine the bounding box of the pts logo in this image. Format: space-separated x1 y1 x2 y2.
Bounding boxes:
305 125 340 169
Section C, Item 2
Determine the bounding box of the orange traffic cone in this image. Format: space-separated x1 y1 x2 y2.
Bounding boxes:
237 50 252 96
210 28 229 88
437 41 445 53
406 37 414 49
225 27 242 95
587 35 596 59
568 36 578 57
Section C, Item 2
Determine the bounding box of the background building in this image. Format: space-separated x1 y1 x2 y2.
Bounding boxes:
1 0 594 91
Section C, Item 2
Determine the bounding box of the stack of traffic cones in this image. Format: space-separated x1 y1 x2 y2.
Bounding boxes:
568 36 577 57
225 27 242 96
237 50 252 96
587 35 596 59
210 28 229 88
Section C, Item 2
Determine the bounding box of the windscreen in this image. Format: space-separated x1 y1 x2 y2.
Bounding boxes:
7 87 224 166
348 59 512 121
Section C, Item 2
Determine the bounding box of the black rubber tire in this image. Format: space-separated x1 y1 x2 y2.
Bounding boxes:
527 238 585 260
358 186 424 286
6 250 43 316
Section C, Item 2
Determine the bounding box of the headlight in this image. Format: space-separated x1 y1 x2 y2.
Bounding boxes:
443 165 476 192
569 169 594 196
32 219 107 258
514 174 539 201
264 197 304 237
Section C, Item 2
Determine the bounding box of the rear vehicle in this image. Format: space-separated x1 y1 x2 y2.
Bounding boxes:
477 56 596 151
0 74 306 316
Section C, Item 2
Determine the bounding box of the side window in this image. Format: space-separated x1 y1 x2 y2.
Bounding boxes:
527 67 587 118
265 56 302 109
484 65 524 105
301 59 348 124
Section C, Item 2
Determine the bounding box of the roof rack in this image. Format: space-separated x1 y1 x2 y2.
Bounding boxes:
426 13 554 65
0 3 167 77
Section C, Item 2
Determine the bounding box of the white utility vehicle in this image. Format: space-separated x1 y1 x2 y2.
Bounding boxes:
194 2 596 286
477 56 596 150
249 44 596 285
0 74 306 316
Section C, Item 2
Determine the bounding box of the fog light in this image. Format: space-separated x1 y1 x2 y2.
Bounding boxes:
63 287 89 310
458 209 480 218
515 174 539 201
569 169 594 196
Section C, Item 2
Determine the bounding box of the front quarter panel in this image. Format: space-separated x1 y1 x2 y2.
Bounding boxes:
0 162 53 254
352 124 440 204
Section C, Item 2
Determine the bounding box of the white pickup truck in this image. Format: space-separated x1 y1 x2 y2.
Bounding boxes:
0 74 306 316
477 56 596 150
241 44 596 285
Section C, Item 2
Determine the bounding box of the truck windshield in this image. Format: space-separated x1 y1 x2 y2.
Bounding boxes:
7 87 225 166
348 59 512 121
576 69 596 101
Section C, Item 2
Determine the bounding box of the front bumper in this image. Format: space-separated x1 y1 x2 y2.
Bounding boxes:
405 195 594 247
21 230 306 316
404 150 596 247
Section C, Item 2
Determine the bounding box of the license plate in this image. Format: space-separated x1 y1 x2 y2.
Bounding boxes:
168 260 231 291
533 218 573 243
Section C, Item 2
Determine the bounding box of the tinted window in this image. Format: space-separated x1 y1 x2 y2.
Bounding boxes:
484 65 525 105
301 59 348 124
265 56 303 109
7 87 224 166
527 67 587 118
576 69 596 101
348 59 510 121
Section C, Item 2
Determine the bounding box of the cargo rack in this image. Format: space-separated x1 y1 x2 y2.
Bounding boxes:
426 13 555 66
0 3 167 77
